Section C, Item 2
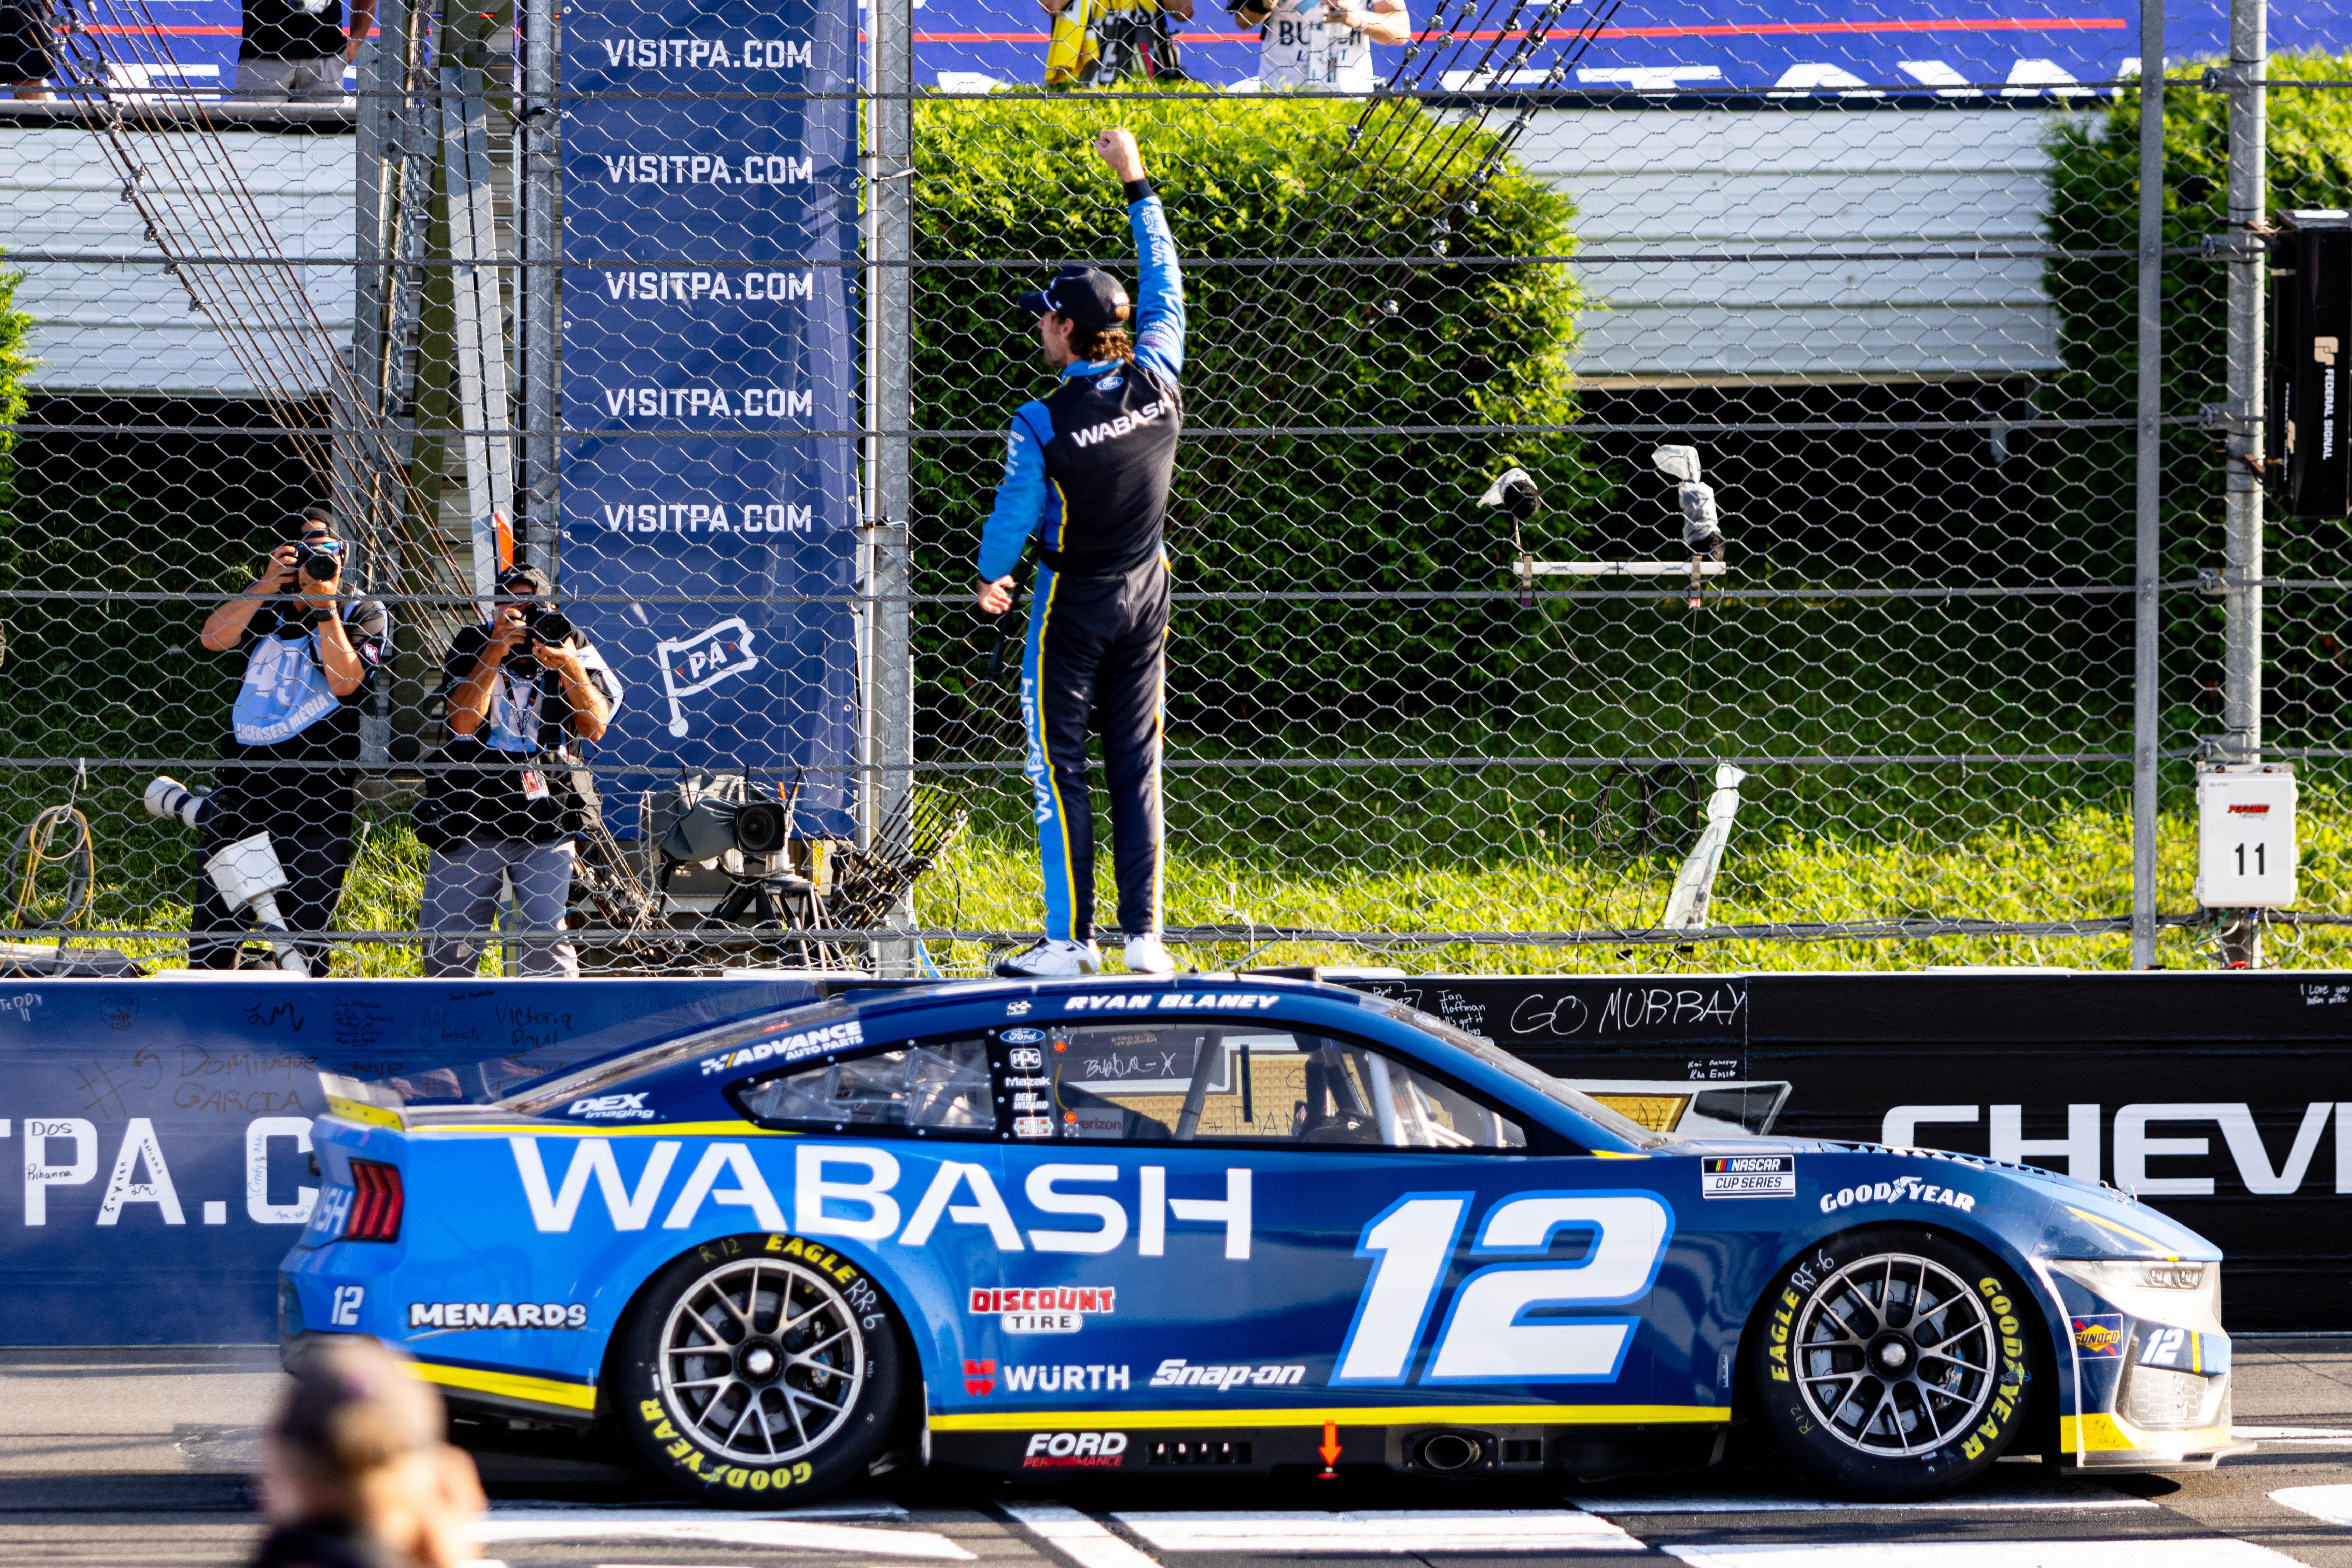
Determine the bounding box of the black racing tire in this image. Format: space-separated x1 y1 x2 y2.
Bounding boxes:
609 1232 904 1505
1753 1224 2035 1500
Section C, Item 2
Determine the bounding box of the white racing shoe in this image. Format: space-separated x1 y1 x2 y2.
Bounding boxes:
1122 933 1177 975
995 938 1103 978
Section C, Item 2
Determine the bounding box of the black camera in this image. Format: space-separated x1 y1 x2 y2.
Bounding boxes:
289 543 341 587
526 607 575 647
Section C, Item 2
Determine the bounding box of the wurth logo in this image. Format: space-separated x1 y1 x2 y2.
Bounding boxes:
1068 399 1167 449
964 1359 996 1395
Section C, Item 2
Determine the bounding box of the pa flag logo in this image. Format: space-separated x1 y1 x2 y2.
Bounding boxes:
656 615 760 737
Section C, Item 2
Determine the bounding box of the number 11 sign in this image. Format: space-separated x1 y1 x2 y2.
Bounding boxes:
2196 763 2299 909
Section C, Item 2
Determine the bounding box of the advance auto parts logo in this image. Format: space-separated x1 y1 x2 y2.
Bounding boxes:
972 1286 1113 1335
1023 1431 1129 1469
699 1018 862 1075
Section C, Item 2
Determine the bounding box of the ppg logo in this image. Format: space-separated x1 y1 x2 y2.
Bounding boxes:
1008 1047 1044 1070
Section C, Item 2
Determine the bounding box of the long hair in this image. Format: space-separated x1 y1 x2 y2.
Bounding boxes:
1068 317 1135 364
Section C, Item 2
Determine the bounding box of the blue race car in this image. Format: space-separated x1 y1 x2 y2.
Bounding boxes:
279 975 2244 1503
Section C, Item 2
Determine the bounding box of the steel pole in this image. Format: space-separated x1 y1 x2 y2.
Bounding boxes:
517 0 559 577
2130 0 2164 968
2218 0 2267 966
867 0 917 975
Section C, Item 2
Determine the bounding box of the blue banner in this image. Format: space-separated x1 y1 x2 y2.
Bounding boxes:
0 978 833 1345
558 0 862 835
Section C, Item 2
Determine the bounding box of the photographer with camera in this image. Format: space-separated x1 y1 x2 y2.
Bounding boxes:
184 511 389 970
417 566 620 978
1235 0 1406 90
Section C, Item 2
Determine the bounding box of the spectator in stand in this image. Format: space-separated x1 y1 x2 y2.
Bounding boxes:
234 0 372 102
1242 0 1408 92
1041 0 1190 86
251 1336 484 1568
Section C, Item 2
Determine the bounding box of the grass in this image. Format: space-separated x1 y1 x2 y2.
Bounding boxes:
20 780 2352 978
913 787 2352 976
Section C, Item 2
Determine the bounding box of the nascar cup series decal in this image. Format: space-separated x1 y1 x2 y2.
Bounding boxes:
1700 1154 1795 1198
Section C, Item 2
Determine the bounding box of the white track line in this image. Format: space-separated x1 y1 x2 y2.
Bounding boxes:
1114 1510 1642 1553
1001 1503 1165 1568
2237 1425 2352 1441
1664 1542 2306 1568
2270 1484 2352 1526
1579 1487 2153 1515
487 1502 908 1522
472 1512 968 1558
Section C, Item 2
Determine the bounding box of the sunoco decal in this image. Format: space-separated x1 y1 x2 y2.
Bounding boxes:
2072 1314 2125 1358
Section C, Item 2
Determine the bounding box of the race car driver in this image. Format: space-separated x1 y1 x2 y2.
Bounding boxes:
977 126 1184 979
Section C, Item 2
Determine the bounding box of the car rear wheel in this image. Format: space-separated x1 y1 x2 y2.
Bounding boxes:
610 1233 903 1504
1754 1225 2035 1500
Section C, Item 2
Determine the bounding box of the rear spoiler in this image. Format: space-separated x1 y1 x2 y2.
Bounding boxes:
319 1072 407 1131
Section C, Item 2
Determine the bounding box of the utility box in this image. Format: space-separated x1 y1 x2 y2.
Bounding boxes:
2196 762 2299 908
2268 210 2352 520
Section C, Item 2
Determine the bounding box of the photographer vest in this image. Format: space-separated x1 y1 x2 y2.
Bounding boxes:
1260 0 1373 90
1031 360 1182 578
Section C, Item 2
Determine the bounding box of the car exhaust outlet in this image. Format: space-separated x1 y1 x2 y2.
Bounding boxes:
1417 1431 1485 1472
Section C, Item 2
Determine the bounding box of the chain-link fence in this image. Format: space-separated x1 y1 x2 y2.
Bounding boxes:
0 0 2345 977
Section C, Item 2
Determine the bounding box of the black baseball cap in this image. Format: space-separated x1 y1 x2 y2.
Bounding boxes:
1017 265 1131 332
497 565 552 600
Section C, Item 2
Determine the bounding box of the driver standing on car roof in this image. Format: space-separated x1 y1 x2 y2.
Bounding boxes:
975 126 1185 981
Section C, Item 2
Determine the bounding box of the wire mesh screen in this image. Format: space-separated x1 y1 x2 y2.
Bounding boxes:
0 0 2343 977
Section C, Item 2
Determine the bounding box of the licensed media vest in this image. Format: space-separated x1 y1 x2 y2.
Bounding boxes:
1031 360 1183 578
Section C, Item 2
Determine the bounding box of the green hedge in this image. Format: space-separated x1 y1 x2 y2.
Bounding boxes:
909 95 1590 743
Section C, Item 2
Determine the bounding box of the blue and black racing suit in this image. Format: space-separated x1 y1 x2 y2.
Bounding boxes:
978 180 1184 945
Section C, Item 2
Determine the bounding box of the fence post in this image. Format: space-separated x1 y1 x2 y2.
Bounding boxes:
866 0 917 975
2217 0 2267 966
2130 0 2164 969
516 0 560 576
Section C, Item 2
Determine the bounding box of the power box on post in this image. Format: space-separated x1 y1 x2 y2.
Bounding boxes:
2195 762 2298 908
2268 210 2352 520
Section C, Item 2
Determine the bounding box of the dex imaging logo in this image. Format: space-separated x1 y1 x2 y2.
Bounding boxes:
655 616 760 737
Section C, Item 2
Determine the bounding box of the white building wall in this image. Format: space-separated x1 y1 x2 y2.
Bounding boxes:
1519 107 2063 384
0 128 355 396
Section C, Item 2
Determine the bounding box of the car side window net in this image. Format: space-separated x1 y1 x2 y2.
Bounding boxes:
1022 1024 1526 1150
735 1038 994 1135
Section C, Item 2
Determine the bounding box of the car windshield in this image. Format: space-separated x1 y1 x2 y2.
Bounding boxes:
1356 995 1669 1149
496 1003 862 1115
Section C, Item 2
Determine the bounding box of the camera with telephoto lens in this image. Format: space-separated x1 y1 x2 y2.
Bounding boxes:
525 606 575 648
143 775 211 830
286 542 341 591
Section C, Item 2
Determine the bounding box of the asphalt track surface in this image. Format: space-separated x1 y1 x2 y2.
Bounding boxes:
13 1341 2352 1567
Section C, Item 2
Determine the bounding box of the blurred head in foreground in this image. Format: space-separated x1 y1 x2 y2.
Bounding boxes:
253 1336 484 1568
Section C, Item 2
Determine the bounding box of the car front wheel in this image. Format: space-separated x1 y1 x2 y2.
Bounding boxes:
1754 1225 2036 1500
611 1233 903 1504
